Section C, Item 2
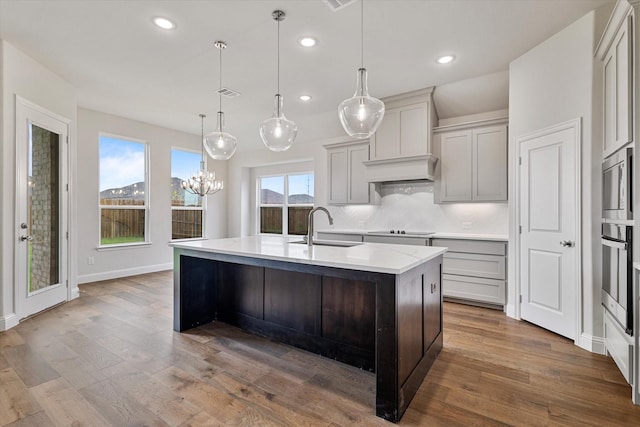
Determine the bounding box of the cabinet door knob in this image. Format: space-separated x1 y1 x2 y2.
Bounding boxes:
560 240 573 247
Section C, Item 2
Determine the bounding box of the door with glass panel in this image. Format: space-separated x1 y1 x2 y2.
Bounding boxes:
15 97 69 319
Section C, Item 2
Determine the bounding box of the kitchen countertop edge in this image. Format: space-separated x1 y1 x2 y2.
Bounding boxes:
171 235 447 275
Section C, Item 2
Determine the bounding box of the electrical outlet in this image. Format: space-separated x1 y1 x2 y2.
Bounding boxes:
358 221 365 229
462 222 472 230
87 256 95 265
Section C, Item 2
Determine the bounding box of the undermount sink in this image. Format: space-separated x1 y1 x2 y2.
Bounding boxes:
290 239 363 247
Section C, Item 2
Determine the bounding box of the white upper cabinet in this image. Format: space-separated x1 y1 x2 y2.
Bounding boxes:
473 125 508 201
438 130 473 202
325 140 376 205
597 10 633 158
370 87 437 161
435 121 508 203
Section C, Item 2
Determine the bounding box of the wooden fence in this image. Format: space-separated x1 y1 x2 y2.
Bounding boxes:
260 206 312 235
172 209 202 239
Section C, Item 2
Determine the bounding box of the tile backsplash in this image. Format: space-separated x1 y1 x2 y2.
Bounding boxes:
327 181 509 234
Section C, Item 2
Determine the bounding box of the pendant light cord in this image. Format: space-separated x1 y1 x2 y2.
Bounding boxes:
200 114 205 166
277 17 281 95
219 47 223 112
361 0 364 69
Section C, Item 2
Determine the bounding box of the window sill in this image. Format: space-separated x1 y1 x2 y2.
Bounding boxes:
170 237 207 243
97 242 152 251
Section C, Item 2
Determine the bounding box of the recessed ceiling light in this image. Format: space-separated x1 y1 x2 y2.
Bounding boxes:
437 55 455 64
299 37 317 47
299 95 312 101
153 17 175 30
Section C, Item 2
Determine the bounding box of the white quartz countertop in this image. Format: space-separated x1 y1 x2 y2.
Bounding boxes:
171 235 447 275
317 229 508 242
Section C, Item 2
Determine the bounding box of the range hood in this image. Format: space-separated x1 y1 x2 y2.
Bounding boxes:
363 154 438 182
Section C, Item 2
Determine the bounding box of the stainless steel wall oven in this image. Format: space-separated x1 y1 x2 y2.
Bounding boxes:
602 147 633 220
601 223 633 335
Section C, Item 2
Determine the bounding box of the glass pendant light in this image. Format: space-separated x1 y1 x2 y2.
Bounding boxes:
259 10 298 152
204 41 237 160
338 0 385 139
182 114 224 197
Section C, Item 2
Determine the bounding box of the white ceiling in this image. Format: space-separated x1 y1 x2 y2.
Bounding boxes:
0 0 614 152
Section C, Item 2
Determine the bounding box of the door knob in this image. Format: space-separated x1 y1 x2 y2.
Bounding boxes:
560 240 573 247
20 235 33 242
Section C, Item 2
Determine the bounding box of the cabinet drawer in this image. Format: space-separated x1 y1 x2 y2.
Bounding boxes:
442 274 505 306
431 238 506 255
316 232 363 242
363 235 428 245
604 310 633 384
443 252 505 280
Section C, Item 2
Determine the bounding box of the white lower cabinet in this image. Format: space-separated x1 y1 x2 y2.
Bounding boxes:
442 275 505 306
604 310 634 385
316 233 507 307
431 238 507 308
362 235 429 245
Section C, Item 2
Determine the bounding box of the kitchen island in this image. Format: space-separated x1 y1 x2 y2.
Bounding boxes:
172 235 447 422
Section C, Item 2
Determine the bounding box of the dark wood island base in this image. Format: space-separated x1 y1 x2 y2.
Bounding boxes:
173 247 443 422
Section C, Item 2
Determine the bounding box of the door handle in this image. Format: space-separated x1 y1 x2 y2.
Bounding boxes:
20 235 33 242
560 240 574 247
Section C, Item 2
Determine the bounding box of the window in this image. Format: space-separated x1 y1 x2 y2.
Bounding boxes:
259 173 314 235
171 148 204 240
99 135 148 246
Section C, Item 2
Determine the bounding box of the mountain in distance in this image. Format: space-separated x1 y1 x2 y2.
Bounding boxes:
261 188 313 204
101 178 188 202
100 181 147 201
101 180 313 204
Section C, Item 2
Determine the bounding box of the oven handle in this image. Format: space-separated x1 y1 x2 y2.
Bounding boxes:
601 237 628 251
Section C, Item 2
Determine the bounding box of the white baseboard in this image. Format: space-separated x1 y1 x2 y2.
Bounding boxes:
77 263 173 284
577 332 606 355
71 286 80 300
0 313 18 331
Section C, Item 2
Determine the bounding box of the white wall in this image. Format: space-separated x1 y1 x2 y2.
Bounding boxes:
76 108 227 283
0 40 76 330
508 8 609 352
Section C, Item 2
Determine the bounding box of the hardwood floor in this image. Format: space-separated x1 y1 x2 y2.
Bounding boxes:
1 270 639 426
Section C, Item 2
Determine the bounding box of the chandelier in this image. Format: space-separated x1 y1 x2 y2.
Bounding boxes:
182 114 224 197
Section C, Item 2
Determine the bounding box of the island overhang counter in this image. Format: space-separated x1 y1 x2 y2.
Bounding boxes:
171 235 447 422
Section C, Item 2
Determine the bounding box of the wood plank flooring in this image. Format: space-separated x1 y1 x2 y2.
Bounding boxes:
1 270 639 426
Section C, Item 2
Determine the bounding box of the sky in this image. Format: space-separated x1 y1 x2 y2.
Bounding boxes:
99 136 146 191
261 173 314 200
171 149 203 182
99 136 207 191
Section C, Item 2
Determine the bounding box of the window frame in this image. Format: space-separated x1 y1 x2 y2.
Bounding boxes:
170 146 206 241
97 133 150 249
257 171 315 236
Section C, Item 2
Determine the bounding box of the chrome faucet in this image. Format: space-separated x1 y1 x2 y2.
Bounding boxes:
307 207 334 247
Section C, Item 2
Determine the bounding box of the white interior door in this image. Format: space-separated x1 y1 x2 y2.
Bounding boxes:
15 97 69 320
519 121 579 340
